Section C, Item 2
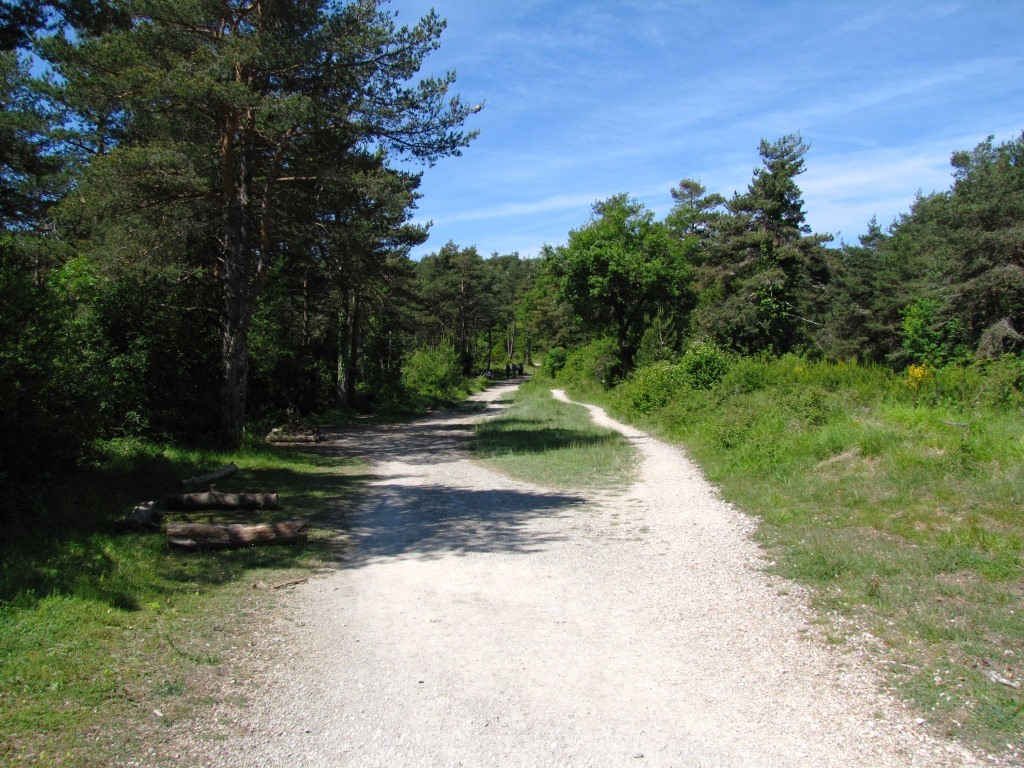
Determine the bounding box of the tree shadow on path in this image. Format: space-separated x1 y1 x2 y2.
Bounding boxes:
343 481 586 565
304 395 589 566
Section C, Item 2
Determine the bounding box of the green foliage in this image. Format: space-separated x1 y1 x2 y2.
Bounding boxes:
899 297 967 366
634 309 679 368
612 361 690 416
555 337 622 394
401 344 468 407
589 353 1024 746
548 194 691 370
613 342 731 418
693 134 832 355
415 242 490 374
678 340 731 390
541 346 568 378
830 133 1024 366
43 0 478 443
0 239 98 492
0 51 62 229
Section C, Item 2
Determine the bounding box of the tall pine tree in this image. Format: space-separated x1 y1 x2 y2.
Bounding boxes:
45 0 478 442
694 134 831 355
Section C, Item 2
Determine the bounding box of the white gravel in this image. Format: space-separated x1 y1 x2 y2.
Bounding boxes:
181 382 981 767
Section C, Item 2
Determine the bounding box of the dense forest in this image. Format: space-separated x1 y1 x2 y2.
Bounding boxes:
2 0 1023 507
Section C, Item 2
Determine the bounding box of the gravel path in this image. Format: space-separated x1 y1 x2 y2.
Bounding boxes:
185 382 979 767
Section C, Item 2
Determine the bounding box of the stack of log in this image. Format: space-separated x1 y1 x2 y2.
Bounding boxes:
123 462 309 551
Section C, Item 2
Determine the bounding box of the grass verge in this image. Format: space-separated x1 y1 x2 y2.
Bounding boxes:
0 438 368 767
470 381 636 490
566 354 1023 755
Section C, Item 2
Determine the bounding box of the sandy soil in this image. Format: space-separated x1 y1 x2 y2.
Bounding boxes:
180 382 981 767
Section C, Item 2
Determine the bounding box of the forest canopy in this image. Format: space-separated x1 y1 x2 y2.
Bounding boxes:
1 0 1022 492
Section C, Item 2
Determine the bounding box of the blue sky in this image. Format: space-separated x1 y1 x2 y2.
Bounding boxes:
393 0 1023 259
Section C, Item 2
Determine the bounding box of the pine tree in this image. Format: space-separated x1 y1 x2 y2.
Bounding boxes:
44 0 478 442
694 134 831 355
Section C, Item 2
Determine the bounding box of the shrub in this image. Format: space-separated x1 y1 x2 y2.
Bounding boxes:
401 344 467 407
0 241 99 491
556 337 621 392
613 361 690 417
679 340 731 390
541 346 568 379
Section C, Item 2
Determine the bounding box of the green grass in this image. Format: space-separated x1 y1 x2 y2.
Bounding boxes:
470 382 636 490
581 354 1024 754
0 439 368 767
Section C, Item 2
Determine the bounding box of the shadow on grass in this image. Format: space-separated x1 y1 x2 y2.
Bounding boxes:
472 424 625 457
0 445 370 611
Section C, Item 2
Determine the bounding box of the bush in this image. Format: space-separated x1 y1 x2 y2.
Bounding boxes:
556 337 621 392
541 346 568 379
401 344 467 407
679 340 731 390
612 361 690 417
0 241 100 492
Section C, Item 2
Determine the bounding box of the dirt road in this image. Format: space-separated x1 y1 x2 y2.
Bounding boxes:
186 382 977 767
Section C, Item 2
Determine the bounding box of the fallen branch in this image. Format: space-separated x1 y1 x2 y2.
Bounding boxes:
985 669 1021 689
165 490 280 511
272 577 308 590
167 519 309 551
178 463 238 488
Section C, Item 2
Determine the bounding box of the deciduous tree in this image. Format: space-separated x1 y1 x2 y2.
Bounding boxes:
549 194 690 372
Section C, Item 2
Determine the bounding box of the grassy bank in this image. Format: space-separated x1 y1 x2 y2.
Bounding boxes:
0 439 367 767
557 353 1023 753
471 382 636 490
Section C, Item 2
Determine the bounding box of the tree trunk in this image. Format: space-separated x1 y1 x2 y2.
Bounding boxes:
165 491 280 511
506 319 516 360
167 519 308 551
336 287 360 409
336 289 352 407
220 107 253 446
221 309 250 446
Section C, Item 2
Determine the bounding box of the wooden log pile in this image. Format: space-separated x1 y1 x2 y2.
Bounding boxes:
120 463 309 552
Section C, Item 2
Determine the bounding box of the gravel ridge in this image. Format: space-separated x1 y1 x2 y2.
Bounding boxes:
178 382 980 767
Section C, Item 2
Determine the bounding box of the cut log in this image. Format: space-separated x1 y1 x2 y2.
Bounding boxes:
266 432 322 444
167 519 309 551
178 463 238 488
165 491 280 511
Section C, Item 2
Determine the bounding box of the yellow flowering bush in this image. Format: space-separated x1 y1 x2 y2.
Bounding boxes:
905 362 933 393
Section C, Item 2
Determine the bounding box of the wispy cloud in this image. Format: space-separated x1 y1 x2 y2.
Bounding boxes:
401 0 1024 259
426 192 605 225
